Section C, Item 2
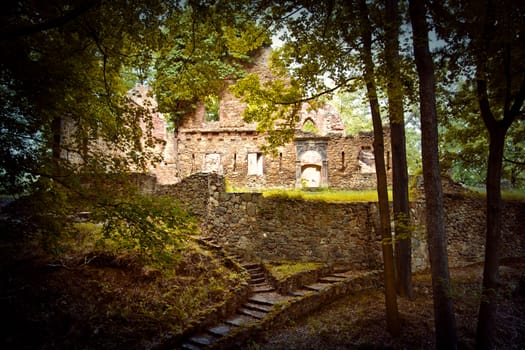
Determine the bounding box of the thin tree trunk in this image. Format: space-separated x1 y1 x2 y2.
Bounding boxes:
384 0 413 299
475 125 506 350
358 0 400 337
408 1 458 349
474 67 524 350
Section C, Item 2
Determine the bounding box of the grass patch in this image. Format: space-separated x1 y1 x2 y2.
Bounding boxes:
466 188 525 202
227 185 395 202
262 188 393 202
264 260 325 281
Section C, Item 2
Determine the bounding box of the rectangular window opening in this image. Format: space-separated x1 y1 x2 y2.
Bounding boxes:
247 152 263 175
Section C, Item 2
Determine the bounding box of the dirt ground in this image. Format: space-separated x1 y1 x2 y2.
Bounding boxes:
1 231 524 350
250 258 525 350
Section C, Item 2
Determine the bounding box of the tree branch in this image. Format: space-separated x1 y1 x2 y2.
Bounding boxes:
266 77 356 106
503 156 525 166
0 1 101 40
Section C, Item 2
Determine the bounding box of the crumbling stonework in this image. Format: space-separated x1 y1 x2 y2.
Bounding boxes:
152 172 525 272
152 47 392 189
61 47 392 189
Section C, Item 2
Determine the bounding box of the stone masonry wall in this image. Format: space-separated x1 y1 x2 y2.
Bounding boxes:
153 173 525 272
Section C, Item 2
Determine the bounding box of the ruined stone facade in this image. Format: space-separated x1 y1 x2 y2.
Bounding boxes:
61 47 391 190
149 48 392 190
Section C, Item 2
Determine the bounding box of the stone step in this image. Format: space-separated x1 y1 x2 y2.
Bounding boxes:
304 282 333 292
225 313 258 327
247 269 263 276
241 262 260 269
238 307 267 319
243 302 273 312
180 342 202 350
332 271 354 279
249 271 265 279
252 284 275 293
251 281 270 288
188 332 218 347
248 292 292 306
250 276 265 284
289 289 314 297
207 323 232 337
319 275 347 283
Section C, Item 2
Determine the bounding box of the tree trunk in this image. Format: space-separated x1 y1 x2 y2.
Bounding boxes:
358 0 400 337
384 0 413 299
408 1 458 349
473 70 523 350
475 125 506 350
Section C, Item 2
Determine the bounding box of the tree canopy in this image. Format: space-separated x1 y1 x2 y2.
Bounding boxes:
0 0 270 261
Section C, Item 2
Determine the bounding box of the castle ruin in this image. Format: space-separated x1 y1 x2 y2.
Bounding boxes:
146 48 392 190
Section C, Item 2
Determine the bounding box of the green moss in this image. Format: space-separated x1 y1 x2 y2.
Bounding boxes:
264 260 325 281
262 188 396 203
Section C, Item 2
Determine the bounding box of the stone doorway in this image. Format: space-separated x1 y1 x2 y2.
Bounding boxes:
295 137 329 188
301 164 321 187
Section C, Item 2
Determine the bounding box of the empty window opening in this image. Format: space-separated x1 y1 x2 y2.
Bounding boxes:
204 153 221 173
359 146 375 174
302 118 318 134
341 151 345 169
247 152 263 175
204 94 220 122
233 153 237 172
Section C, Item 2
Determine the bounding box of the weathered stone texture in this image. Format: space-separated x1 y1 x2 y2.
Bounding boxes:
155 46 392 190
150 173 524 272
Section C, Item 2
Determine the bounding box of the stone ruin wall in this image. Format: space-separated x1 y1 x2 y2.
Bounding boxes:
152 173 525 272
326 132 392 190
60 47 393 190
169 46 392 190
174 128 391 191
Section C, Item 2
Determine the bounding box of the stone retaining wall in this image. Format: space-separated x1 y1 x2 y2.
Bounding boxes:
151 172 525 272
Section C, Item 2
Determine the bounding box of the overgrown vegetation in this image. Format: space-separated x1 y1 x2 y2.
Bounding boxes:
262 188 393 202
264 260 325 281
1 212 246 349
227 180 397 202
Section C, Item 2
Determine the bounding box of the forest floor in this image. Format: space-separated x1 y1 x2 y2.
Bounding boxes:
1 228 524 349
249 258 525 350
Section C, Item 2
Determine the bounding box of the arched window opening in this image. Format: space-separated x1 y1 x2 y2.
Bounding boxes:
302 118 318 134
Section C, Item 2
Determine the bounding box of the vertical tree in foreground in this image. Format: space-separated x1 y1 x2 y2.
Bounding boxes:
358 0 400 336
430 1 524 347
384 0 413 299
469 1 525 348
408 0 458 348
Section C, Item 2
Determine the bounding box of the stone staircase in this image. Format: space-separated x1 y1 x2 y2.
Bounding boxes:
173 238 382 350
178 261 294 350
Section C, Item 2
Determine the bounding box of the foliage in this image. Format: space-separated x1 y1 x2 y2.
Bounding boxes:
94 194 198 266
229 69 302 154
152 1 271 126
204 94 220 122
263 260 325 281
438 80 525 189
0 1 271 258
